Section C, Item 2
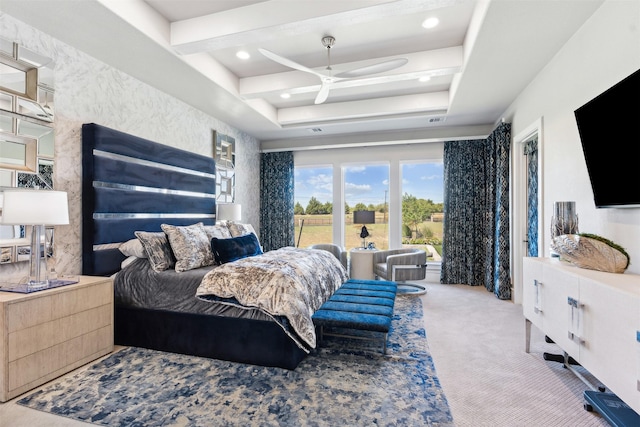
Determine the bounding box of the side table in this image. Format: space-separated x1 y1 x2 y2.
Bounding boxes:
0 275 114 402
349 248 378 280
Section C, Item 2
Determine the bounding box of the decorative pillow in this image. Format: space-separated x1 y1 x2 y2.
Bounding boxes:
203 224 232 240
211 233 263 264
161 223 215 272
134 231 175 272
118 238 147 259
227 221 259 240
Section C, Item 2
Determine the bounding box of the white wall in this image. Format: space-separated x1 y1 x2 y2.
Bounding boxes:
0 13 261 281
506 0 640 277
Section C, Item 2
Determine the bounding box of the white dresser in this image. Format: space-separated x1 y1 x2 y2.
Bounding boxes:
522 257 640 414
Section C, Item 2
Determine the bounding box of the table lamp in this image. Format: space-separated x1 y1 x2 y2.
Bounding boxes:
0 189 69 290
217 203 242 222
353 210 375 249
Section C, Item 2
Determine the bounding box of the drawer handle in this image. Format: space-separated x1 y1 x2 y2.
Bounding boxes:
533 280 543 314
567 296 583 308
568 331 585 345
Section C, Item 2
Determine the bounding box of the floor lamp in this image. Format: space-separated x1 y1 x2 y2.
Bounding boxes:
0 189 69 290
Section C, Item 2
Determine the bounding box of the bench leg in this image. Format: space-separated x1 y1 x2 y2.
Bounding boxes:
383 333 388 354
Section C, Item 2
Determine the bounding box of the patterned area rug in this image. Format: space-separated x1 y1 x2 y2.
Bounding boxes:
18 297 453 426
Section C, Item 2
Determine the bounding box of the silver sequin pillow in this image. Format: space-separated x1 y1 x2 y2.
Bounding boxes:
227 221 257 238
203 224 232 240
134 231 175 272
161 223 215 272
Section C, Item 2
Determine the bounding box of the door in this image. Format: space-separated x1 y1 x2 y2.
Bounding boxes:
524 136 539 257
512 119 543 305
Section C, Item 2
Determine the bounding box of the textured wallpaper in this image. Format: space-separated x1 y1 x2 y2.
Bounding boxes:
0 13 261 281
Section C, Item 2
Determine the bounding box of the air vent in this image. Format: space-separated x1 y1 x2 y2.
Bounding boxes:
428 116 446 123
307 128 323 133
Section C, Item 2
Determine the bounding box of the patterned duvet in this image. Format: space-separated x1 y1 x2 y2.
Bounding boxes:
196 247 348 351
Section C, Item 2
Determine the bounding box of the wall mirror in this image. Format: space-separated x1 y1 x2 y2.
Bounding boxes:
0 37 55 264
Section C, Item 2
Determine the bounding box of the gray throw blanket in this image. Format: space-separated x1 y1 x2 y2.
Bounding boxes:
196 247 348 350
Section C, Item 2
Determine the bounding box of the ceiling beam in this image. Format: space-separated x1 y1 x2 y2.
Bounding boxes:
278 92 449 126
170 0 461 54
240 47 463 98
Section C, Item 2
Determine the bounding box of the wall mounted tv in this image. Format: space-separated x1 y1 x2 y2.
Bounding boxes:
574 68 640 208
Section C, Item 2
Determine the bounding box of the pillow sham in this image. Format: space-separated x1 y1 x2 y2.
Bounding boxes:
119 238 147 259
211 233 263 264
227 221 257 238
161 222 215 272
203 223 232 240
134 231 175 272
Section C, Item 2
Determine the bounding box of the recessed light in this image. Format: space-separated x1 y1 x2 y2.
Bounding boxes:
280 93 291 99
236 50 250 60
422 17 439 29
419 76 431 82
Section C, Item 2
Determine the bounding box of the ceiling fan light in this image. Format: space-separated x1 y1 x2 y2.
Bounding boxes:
422 17 439 29
236 50 250 60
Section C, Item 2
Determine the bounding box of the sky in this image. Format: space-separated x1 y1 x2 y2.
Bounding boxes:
294 162 444 209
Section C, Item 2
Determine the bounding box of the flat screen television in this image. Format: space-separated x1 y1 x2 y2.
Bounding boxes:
574 68 640 208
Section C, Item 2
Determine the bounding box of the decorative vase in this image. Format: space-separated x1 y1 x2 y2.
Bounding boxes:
551 234 629 274
551 201 579 238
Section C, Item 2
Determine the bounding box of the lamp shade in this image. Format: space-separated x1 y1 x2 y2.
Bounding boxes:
1 189 69 225
353 210 375 225
217 203 241 221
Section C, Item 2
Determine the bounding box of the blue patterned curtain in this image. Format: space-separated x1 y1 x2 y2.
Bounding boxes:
524 137 538 257
260 151 295 252
441 123 512 300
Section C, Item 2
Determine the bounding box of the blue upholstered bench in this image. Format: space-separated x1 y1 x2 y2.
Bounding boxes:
312 279 397 354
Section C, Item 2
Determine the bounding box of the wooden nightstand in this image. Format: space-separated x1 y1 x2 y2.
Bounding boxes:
0 276 113 402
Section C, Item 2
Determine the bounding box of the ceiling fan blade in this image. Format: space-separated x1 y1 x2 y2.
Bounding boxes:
258 48 326 79
335 58 408 79
314 83 331 104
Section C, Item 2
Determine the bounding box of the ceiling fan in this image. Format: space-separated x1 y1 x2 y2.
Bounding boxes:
258 36 408 105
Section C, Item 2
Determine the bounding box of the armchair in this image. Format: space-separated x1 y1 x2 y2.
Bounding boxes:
373 248 428 282
308 243 348 270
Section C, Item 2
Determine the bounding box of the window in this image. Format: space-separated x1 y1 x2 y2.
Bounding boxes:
294 166 333 248
344 164 389 250
401 162 444 261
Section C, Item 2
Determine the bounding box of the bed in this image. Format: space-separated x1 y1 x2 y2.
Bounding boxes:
81 123 347 369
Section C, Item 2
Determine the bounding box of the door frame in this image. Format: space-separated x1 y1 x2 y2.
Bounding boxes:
511 117 544 305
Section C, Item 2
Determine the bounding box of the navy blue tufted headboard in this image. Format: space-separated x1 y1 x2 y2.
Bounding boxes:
82 123 216 276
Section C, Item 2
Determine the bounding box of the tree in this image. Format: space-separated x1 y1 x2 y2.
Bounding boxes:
345 203 350 214
401 193 444 237
305 196 324 215
323 201 333 214
353 202 368 212
294 202 305 215
402 193 428 237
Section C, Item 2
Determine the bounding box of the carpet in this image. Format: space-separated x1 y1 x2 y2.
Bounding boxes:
18 297 453 426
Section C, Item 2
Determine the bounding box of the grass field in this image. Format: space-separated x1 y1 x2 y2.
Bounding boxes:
294 214 443 254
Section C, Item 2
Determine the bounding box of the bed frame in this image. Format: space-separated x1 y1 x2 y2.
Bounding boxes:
81 123 307 369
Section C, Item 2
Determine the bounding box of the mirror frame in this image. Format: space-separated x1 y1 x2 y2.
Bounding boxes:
0 38 55 264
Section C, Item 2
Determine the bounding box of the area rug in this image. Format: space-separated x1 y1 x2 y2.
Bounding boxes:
18 297 453 426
